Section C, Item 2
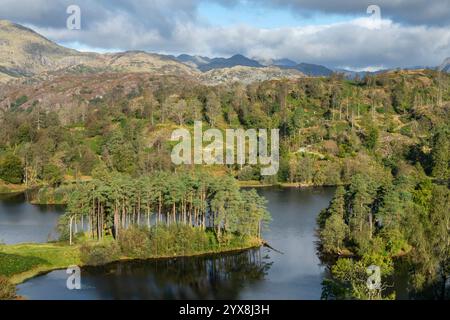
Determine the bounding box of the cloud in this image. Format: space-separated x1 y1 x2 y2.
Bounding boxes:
251 0 450 26
0 0 203 34
1 0 449 69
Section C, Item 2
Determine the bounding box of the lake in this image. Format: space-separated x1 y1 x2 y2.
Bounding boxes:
0 193 64 244
1 187 337 300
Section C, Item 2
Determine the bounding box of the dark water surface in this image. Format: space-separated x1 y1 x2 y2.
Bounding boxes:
13 187 336 300
0 193 64 244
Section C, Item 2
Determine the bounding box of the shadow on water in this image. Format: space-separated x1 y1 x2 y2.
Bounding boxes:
18 249 272 300
17 187 338 300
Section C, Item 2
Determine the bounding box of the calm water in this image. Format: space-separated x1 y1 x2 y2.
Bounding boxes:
11 187 336 300
0 193 64 244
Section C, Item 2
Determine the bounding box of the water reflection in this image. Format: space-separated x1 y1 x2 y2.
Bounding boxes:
17 187 337 300
18 250 271 300
0 193 64 244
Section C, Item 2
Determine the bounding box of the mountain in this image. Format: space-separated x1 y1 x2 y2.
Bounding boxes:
0 19 98 83
178 54 263 72
290 63 334 77
200 66 304 85
0 20 198 83
0 20 302 85
176 53 336 77
333 69 373 79
257 58 298 67
272 58 298 68
439 57 450 72
95 51 197 76
202 54 263 72
176 54 211 68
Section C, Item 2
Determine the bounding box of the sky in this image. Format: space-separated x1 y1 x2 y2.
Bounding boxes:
0 0 449 71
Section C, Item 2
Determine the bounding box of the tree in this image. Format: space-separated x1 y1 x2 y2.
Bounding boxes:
60 171 271 244
431 129 450 180
41 164 63 187
364 126 379 151
318 186 346 229
204 92 222 126
422 185 450 299
0 154 23 184
321 213 349 254
322 257 393 300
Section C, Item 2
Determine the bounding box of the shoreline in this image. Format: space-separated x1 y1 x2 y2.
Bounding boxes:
2 239 264 286
239 181 342 189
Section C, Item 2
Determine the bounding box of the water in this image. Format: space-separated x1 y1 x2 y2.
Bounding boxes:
11 187 337 300
0 193 64 244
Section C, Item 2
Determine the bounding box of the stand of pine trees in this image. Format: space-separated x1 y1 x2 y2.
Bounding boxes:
62 171 270 245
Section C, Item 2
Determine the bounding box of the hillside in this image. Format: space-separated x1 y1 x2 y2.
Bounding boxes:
0 20 97 83
288 63 334 77
200 65 304 85
0 20 198 83
178 54 263 72
0 20 308 85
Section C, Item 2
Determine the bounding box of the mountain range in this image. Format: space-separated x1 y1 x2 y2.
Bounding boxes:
175 54 334 76
0 19 448 85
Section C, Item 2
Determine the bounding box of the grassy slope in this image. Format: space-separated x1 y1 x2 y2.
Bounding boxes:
0 237 262 285
0 244 80 284
0 181 28 194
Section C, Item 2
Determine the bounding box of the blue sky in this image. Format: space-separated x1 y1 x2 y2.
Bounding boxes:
1 0 449 70
198 2 357 29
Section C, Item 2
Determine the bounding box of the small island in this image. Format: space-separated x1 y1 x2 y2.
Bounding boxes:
0 171 270 297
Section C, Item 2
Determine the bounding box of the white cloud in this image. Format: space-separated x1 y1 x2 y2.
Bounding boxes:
2 0 450 69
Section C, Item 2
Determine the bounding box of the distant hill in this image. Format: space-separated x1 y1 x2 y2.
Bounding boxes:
179 54 264 72
258 58 334 77
0 19 198 83
200 65 304 85
439 57 450 72
1 19 447 86
0 20 303 85
179 54 313 73
0 19 97 82
289 63 334 77
176 54 211 68
258 58 298 67
270 58 298 68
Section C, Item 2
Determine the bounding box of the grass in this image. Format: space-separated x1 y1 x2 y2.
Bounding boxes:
0 236 262 285
0 243 80 284
0 181 28 194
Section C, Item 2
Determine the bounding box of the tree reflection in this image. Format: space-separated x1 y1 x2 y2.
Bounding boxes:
82 249 271 300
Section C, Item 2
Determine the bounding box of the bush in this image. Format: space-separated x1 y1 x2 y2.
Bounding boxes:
148 225 212 256
0 276 16 300
0 154 23 184
41 164 63 187
237 166 260 181
79 242 121 266
118 227 151 258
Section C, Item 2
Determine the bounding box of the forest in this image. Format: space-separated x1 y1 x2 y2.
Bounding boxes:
0 68 449 300
62 171 270 246
0 70 448 194
319 174 449 300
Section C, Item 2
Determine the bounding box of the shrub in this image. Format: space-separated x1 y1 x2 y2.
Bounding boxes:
79 242 121 266
0 276 16 300
148 225 211 256
237 166 260 181
41 164 63 187
0 154 23 184
118 227 151 258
